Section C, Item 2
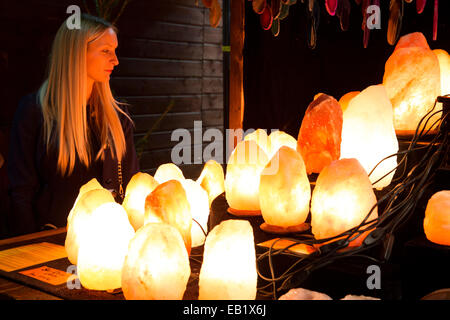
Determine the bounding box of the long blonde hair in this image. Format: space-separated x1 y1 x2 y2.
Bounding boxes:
39 14 128 176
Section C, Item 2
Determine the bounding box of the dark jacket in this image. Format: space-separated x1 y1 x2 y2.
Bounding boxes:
7 93 139 236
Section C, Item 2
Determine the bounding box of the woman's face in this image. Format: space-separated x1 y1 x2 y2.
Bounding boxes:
86 28 119 83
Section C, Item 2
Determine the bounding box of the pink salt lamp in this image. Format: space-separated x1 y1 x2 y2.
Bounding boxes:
423 190 450 246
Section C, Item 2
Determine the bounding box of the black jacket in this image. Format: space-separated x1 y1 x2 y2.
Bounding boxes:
7 93 139 236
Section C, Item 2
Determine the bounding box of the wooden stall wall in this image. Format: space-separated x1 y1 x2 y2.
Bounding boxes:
0 0 224 238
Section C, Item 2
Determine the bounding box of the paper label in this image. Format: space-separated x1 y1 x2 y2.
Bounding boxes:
19 266 74 286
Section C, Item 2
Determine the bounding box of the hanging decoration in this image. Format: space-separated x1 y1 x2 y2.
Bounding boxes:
246 0 442 48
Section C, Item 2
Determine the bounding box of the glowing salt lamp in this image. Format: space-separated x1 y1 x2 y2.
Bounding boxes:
122 172 159 230
297 94 343 174
65 188 115 265
259 146 311 230
340 85 399 190
196 159 225 206
77 202 135 291
423 190 450 246
338 91 360 113
180 179 210 247
121 223 191 300
433 49 450 96
267 130 297 159
67 178 103 225
244 128 271 156
144 179 192 254
310 158 378 247
198 220 257 300
224 140 269 214
154 163 185 184
383 32 441 132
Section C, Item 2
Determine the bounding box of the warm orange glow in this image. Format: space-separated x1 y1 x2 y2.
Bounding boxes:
423 190 450 246
338 91 360 113
180 179 210 247
259 146 311 228
225 140 269 212
67 178 103 226
433 49 450 96
244 128 270 156
311 158 378 247
197 159 225 207
144 180 192 254
122 172 159 230
154 163 185 184
267 130 297 159
121 223 191 300
65 188 115 265
77 202 135 291
383 32 441 132
340 85 398 190
199 220 257 300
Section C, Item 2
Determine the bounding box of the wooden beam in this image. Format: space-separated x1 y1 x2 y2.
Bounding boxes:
229 0 245 143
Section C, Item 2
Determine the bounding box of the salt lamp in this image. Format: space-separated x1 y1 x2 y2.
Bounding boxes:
77 202 135 291
121 223 191 300
310 158 378 246
67 178 103 225
224 140 269 214
259 146 311 230
65 188 115 265
244 128 271 156
144 179 192 254
196 159 225 207
180 179 210 247
433 49 450 96
383 32 441 132
297 94 343 174
340 85 399 190
423 190 450 246
338 91 360 113
122 172 159 231
267 130 297 159
198 219 257 300
154 163 185 184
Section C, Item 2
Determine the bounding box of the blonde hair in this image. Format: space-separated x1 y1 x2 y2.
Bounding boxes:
39 14 129 176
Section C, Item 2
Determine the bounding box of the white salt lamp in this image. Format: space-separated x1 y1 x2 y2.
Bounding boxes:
65 188 115 265
383 32 441 132
199 219 257 300
180 179 210 247
154 163 185 184
338 91 360 113
433 49 450 96
225 140 269 214
423 190 450 246
259 146 311 229
144 179 192 254
121 223 191 300
340 85 399 190
244 128 271 155
311 158 378 247
67 178 103 225
77 202 135 291
122 172 159 230
197 159 225 207
267 130 297 159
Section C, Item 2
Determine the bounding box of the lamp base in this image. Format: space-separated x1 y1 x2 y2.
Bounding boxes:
227 207 261 216
260 222 310 235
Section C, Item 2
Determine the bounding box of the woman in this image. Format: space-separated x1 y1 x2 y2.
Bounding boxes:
7 14 139 236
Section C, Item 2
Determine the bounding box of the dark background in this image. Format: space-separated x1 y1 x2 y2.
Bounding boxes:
243 0 450 137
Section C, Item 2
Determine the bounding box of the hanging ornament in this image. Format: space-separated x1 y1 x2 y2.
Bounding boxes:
253 0 267 14
325 0 339 16
307 0 320 49
260 4 273 30
337 0 351 31
279 2 290 20
272 0 282 19
417 0 426 14
387 0 404 46
433 0 438 40
272 17 281 37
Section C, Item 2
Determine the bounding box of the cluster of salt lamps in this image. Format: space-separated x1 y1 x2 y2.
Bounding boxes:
340 85 399 190
199 219 257 300
310 158 378 247
383 32 442 133
423 190 450 246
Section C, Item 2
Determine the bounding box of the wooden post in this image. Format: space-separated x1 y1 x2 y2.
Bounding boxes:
229 0 245 150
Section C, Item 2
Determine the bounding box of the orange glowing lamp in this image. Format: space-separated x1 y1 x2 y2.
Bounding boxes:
121 223 191 300
423 190 450 246
197 159 225 207
144 179 192 254
267 130 297 159
311 158 378 247
244 128 271 156
122 172 159 231
154 163 185 184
